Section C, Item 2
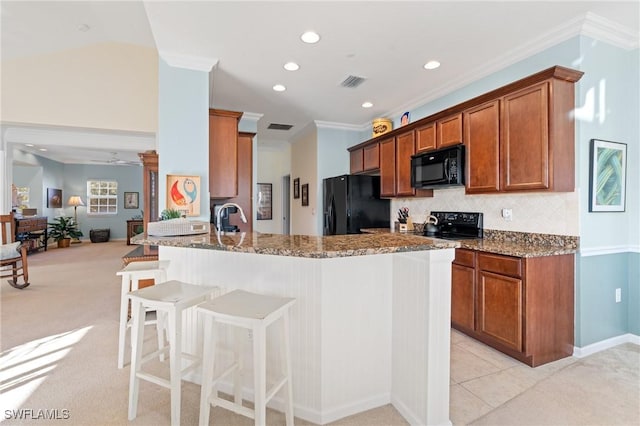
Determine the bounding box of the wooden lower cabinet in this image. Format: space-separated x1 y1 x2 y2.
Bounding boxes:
451 248 574 367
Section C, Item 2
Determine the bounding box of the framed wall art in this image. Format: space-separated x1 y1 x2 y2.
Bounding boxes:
293 178 300 199
47 188 62 208
301 183 309 206
124 192 139 209
166 174 201 216
256 183 272 220
589 139 627 212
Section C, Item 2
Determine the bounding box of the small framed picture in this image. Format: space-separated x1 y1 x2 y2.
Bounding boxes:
401 111 410 126
589 139 627 212
293 178 300 199
124 192 139 209
47 188 62 208
301 183 309 206
256 183 272 220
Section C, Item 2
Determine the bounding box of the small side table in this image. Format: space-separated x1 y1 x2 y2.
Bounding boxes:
126 219 144 245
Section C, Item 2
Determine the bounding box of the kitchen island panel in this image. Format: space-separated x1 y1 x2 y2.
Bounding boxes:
157 245 454 425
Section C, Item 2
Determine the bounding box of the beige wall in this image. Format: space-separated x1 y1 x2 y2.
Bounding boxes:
1 42 158 133
392 188 579 236
255 144 291 234
290 124 318 235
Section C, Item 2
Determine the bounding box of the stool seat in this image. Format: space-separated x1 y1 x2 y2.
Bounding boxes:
198 290 296 426
116 260 170 369
128 280 220 426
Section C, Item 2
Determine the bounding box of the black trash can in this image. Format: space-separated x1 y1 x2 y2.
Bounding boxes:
90 229 110 243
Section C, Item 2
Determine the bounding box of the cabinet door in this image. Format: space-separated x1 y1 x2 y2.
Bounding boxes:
226 132 254 232
363 143 380 171
437 113 463 148
415 122 436 153
350 149 364 174
452 263 475 332
477 270 523 351
209 109 242 198
395 131 416 197
464 100 500 193
501 82 549 191
379 137 396 197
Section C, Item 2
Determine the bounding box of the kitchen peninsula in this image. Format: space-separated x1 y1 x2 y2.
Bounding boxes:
132 231 458 425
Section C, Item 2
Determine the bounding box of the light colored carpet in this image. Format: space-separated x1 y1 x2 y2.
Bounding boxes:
1 241 638 425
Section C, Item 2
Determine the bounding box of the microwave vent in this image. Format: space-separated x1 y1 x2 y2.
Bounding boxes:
340 75 366 88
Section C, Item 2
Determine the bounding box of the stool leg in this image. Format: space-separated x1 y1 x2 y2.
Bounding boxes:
233 327 244 405
118 275 130 369
281 311 294 426
128 300 145 420
168 307 182 426
199 316 216 426
252 325 267 426
155 270 168 362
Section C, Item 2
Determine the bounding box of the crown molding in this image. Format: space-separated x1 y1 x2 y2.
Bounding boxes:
381 12 639 124
240 112 263 123
314 120 365 132
159 50 219 72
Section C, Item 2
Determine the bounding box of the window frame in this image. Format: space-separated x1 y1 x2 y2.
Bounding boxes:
86 180 118 215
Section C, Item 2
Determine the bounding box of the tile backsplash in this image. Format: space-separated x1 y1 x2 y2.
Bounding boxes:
391 187 579 236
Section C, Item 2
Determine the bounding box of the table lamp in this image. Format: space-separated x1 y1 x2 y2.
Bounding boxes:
68 196 85 243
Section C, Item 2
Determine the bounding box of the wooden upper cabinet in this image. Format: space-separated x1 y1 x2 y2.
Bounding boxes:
437 113 463 148
501 82 549 191
225 132 254 233
415 122 436 153
464 100 500 193
379 137 396 197
363 143 380 171
209 109 243 198
395 130 416 197
350 149 364 174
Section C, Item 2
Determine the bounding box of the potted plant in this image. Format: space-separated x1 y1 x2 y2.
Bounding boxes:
48 216 83 248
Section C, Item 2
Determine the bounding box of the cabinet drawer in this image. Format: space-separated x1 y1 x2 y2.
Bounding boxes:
453 248 475 267
478 253 522 278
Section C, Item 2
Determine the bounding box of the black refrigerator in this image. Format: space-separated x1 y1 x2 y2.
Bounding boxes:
323 175 390 235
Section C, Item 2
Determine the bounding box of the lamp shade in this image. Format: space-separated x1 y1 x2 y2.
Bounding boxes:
68 196 85 207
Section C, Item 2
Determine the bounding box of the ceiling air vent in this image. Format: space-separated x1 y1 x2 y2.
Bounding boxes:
268 123 294 131
340 75 366 88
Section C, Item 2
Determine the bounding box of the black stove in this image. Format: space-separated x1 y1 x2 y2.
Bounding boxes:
423 211 483 240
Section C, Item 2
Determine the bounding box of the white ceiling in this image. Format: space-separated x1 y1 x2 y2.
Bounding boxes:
2 1 639 164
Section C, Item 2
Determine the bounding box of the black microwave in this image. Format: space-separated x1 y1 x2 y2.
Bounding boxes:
411 144 465 189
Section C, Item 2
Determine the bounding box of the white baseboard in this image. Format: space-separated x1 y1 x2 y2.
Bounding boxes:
573 333 640 358
392 395 452 426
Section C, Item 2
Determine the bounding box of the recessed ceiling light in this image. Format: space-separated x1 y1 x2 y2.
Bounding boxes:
273 84 286 92
78 23 90 32
301 31 320 44
362 102 373 108
38 148 47 152
25 143 34 147
423 60 441 70
284 62 300 71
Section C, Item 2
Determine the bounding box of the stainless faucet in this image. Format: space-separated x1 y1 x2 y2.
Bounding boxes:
216 202 247 232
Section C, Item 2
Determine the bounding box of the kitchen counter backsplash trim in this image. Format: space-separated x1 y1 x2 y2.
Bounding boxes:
131 232 458 259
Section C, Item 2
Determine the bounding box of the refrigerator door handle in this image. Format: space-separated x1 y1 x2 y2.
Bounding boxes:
329 197 336 235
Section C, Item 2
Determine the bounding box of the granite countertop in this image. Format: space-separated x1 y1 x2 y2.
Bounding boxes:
360 228 578 258
131 231 459 259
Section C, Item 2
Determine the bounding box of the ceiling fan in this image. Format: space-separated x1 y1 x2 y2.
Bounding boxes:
90 152 141 166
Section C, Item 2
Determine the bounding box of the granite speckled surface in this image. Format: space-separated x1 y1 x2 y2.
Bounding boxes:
361 228 578 258
131 231 459 259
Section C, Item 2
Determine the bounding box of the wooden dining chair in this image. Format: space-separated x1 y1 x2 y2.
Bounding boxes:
1 212 30 289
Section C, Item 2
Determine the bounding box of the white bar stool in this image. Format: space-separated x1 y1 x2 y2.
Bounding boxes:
128 280 220 426
116 260 170 369
197 289 296 426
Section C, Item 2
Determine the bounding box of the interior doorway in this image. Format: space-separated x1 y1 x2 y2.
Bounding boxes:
282 175 290 235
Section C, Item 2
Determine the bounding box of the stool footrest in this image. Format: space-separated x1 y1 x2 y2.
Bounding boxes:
266 377 288 403
141 346 170 365
212 397 255 419
211 362 239 387
136 371 171 389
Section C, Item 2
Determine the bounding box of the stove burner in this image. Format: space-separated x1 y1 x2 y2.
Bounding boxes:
422 211 483 240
